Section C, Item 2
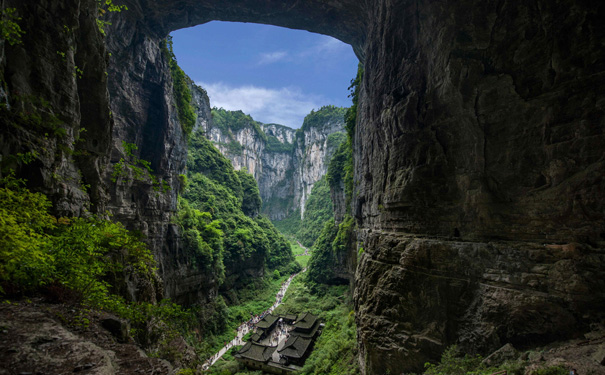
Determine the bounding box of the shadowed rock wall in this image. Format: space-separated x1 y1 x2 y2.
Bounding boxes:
353 0 605 372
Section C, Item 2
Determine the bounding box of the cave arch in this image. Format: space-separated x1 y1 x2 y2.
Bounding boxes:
114 0 368 58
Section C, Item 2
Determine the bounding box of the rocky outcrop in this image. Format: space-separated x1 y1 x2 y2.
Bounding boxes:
353 1 605 373
0 301 174 374
0 0 111 216
199 106 345 220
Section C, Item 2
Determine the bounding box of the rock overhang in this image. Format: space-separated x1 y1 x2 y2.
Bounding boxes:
114 0 369 59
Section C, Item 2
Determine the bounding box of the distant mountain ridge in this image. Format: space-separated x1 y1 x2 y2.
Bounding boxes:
189 88 347 220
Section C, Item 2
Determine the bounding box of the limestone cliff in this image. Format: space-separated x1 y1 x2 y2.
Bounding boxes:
353 1 605 373
199 106 346 220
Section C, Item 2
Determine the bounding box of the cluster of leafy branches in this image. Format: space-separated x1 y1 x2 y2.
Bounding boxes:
423 345 568 375
305 215 354 290
96 0 127 36
112 141 169 193
176 199 225 280
0 172 191 324
236 168 262 217
161 36 197 138
0 7 24 46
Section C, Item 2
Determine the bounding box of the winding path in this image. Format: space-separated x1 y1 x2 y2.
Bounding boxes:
202 269 305 370
295 241 311 257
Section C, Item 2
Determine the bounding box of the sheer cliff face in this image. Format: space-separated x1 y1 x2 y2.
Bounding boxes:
0 0 111 217
3 0 604 374
199 110 344 220
353 1 605 373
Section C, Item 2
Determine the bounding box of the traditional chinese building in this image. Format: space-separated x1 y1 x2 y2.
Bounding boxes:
235 312 323 373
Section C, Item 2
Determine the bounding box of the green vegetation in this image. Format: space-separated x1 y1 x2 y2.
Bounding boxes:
161 36 197 138
219 140 244 155
0 172 192 347
327 131 347 151
236 168 262 217
272 208 302 239
96 0 128 36
305 215 354 292
212 107 266 142
112 141 169 193
300 105 347 133
290 240 311 268
186 131 243 199
0 7 24 46
296 177 335 246
176 199 225 279
265 134 294 153
275 175 337 248
423 345 567 375
0 172 152 300
274 279 358 375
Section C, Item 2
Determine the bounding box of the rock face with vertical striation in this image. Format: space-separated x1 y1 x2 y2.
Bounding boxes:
352 1 605 373
198 106 346 220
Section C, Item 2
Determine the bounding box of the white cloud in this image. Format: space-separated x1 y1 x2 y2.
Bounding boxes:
257 51 288 65
300 35 350 58
198 82 324 128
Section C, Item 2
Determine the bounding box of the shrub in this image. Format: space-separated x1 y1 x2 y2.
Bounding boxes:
0 173 55 292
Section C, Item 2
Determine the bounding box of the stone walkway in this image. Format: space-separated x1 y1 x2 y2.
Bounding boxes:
202 270 304 370
295 241 311 256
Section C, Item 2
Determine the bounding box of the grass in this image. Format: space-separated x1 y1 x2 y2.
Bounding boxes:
290 240 311 268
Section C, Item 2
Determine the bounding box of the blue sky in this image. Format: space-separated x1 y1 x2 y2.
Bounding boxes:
171 21 359 128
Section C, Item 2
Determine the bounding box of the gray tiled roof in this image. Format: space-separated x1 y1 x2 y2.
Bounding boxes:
256 314 279 329
278 335 313 359
294 312 318 331
236 342 276 362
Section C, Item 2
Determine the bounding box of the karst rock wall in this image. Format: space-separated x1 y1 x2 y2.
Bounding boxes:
2 0 604 373
353 0 605 373
199 109 344 220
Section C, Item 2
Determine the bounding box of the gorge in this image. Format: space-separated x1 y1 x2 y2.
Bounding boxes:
1 0 604 374
196 104 346 221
